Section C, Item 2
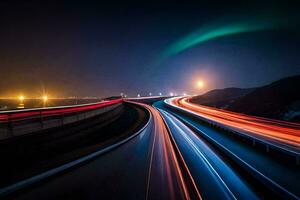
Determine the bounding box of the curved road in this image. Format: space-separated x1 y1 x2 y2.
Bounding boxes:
10 102 199 199
157 98 300 199
4 100 299 199
171 97 300 152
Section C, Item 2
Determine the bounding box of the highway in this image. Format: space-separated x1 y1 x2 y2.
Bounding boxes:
157 97 300 199
6 102 200 199
170 97 300 153
1 99 299 199
156 108 258 200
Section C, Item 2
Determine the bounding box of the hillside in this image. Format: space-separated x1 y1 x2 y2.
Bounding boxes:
190 75 300 122
191 88 255 108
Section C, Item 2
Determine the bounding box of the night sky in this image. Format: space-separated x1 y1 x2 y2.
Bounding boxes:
0 1 300 98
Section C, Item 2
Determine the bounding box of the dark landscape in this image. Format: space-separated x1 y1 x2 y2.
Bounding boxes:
0 2 299 200
191 75 300 122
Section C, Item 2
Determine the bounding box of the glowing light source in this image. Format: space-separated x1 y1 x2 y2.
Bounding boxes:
19 96 25 101
197 80 204 88
43 95 48 102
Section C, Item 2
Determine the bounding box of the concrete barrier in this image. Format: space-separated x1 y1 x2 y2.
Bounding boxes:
0 100 123 140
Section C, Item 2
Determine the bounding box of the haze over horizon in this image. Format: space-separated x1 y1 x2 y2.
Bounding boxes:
0 3 300 200
1 1 300 98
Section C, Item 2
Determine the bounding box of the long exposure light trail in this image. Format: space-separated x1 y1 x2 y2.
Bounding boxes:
131 102 201 199
0 99 123 121
157 108 259 200
171 97 300 150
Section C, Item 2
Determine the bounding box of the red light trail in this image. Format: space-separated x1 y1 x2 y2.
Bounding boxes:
132 102 201 200
171 97 300 150
0 99 123 122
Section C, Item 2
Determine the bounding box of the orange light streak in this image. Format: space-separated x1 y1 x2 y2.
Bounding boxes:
132 102 201 200
172 97 300 149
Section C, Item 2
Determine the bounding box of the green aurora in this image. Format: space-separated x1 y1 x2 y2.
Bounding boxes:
160 12 299 62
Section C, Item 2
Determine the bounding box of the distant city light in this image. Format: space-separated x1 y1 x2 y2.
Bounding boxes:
149 92 152 96
137 94 140 97
159 92 162 96
183 92 187 96
43 95 48 102
19 95 25 101
170 92 174 96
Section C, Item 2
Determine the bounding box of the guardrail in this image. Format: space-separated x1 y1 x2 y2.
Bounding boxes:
0 99 123 140
0 101 151 197
164 98 300 165
163 107 299 199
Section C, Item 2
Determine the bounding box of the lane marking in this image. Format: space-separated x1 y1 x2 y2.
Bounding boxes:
159 109 237 200
157 109 202 200
169 110 299 200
